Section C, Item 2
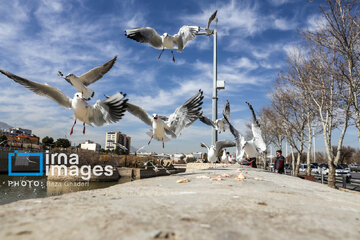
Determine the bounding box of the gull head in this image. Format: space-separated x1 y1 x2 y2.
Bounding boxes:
162 33 169 39
152 113 159 121
74 92 85 101
65 73 76 80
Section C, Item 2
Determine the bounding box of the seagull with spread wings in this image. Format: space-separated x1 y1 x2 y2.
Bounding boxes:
126 90 204 148
223 102 266 162
200 140 235 163
58 56 117 100
197 100 230 133
215 100 230 133
125 25 200 62
0 69 128 135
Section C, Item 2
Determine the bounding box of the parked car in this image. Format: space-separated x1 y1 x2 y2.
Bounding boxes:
306 162 319 174
339 164 350 171
318 163 329 173
284 163 292 170
299 164 307 173
311 162 319 168
322 165 351 182
349 164 360 172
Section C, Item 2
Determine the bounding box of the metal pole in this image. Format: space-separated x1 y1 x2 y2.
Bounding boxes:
212 29 218 146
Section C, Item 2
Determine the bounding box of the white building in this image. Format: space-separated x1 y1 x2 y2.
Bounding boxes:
105 131 131 152
81 140 101 152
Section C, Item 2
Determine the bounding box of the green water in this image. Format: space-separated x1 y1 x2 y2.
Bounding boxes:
0 175 132 205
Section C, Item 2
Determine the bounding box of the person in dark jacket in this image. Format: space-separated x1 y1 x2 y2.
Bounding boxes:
248 157 257 168
274 150 285 173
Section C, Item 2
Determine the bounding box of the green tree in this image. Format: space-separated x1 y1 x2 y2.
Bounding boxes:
55 138 71 148
42 136 54 147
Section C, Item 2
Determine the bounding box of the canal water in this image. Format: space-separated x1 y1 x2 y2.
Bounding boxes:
0 175 132 205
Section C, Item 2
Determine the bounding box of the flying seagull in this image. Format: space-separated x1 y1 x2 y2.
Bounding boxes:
58 56 117 100
205 10 218 35
0 69 128 135
125 25 200 62
126 90 204 148
115 143 128 152
200 140 235 163
215 100 230 133
198 114 218 129
223 102 266 162
198 101 230 133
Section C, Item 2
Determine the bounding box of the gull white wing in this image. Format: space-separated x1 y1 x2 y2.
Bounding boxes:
0 69 72 109
88 92 128 126
116 143 128 151
166 90 204 137
251 123 266 152
126 102 153 127
125 27 163 49
246 101 266 153
78 56 117 86
223 113 246 161
174 25 200 52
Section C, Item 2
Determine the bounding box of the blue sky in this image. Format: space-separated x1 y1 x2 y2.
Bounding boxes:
0 0 356 154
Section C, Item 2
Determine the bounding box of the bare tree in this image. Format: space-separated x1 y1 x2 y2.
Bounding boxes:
271 79 308 176
259 106 285 149
293 38 352 187
316 0 360 146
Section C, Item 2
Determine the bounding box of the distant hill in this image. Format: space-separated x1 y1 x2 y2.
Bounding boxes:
0 121 12 130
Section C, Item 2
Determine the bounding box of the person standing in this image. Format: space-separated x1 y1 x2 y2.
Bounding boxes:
274 150 285 174
248 157 257 168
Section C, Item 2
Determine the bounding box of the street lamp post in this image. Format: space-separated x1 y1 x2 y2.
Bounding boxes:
197 22 219 146
212 28 218 145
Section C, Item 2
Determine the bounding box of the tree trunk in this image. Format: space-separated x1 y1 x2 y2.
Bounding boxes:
294 152 301 177
306 120 312 176
263 151 268 170
277 135 283 151
327 161 336 188
290 145 295 176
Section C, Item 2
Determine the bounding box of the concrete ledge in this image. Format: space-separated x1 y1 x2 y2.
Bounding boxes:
1 166 359 240
117 167 186 180
185 162 232 171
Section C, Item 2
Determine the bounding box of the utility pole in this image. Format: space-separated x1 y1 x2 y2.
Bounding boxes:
212 28 218 145
196 11 220 146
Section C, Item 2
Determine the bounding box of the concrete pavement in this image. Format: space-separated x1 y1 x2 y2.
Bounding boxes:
0 165 359 240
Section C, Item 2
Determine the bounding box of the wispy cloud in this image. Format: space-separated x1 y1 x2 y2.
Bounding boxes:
1 0 347 153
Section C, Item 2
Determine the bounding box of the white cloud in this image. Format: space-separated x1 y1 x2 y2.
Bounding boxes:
181 0 267 38
273 17 298 31
306 14 327 32
267 0 294 6
230 57 259 71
